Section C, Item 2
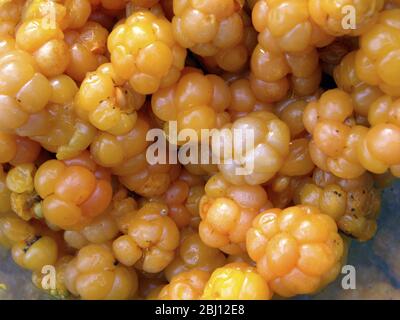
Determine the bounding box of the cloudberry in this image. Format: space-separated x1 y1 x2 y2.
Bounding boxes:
36 152 113 230
199 11 257 73
64 244 138 300
227 77 274 120
17 0 92 77
202 262 271 300
199 173 272 254
75 63 146 135
159 269 210 300
250 0 333 100
112 202 180 273
0 0 24 36
296 168 381 241
0 213 35 249
266 175 310 209
17 74 97 160
0 50 52 131
357 95 400 177
12 235 58 272
64 213 119 249
334 52 384 119
90 114 150 168
246 205 344 297
303 89 366 179
355 9 400 96
165 228 225 281
116 148 181 197
108 10 187 94
275 91 322 138
152 69 232 142
161 169 205 228
211 111 290 185
309 0 385 36
172 1 255 72
64 21 109 82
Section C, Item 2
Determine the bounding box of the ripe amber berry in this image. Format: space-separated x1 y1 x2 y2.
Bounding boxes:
26 78 97 160
12 235 58 272
199 173 272 254
17 0 92 76
65 21 109 82
75 63 145 135
199 11 257 73
303 89 366 179
162 169 205 229
0 214 35 249
64 244 138 300
22 0 92 30
0 50 52 131
158 269 210 300
105 187 139 234
152 69 231 141
279 138 315 177
212 111 290 185
227 77 274 120
165 228 226 281
246 205 344 297
108 10 187 94
202 262 271 300
334 52 384 118
0 134 41 165
36 153 113 230
250 0 333 99
357 95 400 177
112 144 181 198
356 10 400 96
90 114 150 168
172 1 253 72
309 0 385 36
253 0 334 52
64 213 119 249
275 91 322 138
112 202 180 273
296 168 381 241
266 175 311 209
